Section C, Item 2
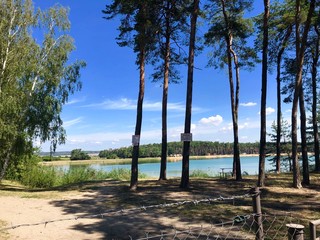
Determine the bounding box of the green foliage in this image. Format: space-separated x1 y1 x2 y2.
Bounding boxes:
0 0 85 181
70 149 91 160
5 152 40 181
41 156 62 162
103 0 159 60
20 165 57 188
16 164 109 188
58 166 107 185
204 0 258 70
149 0 192 84
10 159 150 188
268 118 291 143
10 154 57 188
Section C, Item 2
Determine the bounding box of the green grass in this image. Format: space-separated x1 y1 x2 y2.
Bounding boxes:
57 166 109 186
190 169 214 178
20 166 57 188
18 165 148 189
105 168 147 181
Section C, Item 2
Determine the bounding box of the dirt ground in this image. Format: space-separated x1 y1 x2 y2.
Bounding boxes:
0 177 320 240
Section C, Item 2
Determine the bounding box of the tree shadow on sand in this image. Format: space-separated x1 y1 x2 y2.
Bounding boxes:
48 178 255 239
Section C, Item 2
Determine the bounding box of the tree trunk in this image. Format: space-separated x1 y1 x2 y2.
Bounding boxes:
0 153 10 181
160 1 171 181
312 26 320 172
226 48 236 178
276 55 281 174
130 47 146 190
221 0 241 180
291 0 315 188
276 26 293 174
258 0 269 187
299 89 309 185
180 0 199 189
232 50 242 181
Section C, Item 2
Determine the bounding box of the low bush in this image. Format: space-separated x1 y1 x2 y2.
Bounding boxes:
20 165 57 188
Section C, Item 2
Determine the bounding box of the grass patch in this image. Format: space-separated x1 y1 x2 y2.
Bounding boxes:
17 165 148 189
190 170 214 178
58 166 109 186
20 166 57 188
105 168 147 181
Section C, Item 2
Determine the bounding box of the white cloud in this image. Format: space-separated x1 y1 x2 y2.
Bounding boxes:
63 117 83 128
66 97 86 105
258 107 275 115
240 102 257 107
239 122 249 129
221 123 233 132
266 107 275 115
84 98 189 112
199 115 223 126
93 98 136 110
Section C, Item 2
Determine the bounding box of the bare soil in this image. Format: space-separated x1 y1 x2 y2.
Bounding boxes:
0 175 320 240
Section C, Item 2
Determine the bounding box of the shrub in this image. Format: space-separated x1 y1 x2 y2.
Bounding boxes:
70 149 91 160
20 165 57 188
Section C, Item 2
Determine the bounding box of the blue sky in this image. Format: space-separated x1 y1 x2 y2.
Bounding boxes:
34 1 292 152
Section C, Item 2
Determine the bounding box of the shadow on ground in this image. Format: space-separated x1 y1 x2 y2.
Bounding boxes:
3 174 320 239
49 178 256 239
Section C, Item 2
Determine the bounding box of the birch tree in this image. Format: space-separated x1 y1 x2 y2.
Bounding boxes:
0 0 85 180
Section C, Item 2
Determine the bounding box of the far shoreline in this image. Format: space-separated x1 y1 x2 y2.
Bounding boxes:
41 154 259 166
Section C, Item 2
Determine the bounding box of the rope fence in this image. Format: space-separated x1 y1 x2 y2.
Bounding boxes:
0 192 254 232
0 187 318 240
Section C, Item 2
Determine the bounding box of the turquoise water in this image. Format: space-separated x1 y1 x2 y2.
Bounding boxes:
71 156 274 178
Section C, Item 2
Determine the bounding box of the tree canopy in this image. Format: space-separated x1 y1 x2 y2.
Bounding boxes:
0 0 85 180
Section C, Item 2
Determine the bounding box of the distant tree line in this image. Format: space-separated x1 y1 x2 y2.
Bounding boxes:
99 141 264 159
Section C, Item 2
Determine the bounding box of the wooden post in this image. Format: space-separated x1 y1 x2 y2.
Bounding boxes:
309 219 320 240
286 224 304 240
251 187 264 240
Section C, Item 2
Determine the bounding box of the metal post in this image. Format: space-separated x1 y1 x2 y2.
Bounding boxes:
309 219 320 240
251 187 264 240
286 223 304 240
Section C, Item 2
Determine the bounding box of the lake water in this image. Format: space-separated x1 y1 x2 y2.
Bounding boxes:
65 156 274 178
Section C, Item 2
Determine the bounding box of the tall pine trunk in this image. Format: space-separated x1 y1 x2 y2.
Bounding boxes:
221 0 241 180
180 0 199 189
159 1 171 181
312 26 320 172
258 0 269 187
232 50 241 181
130 47 146 190
276 26 292 174
299 89 309 185
291 0 315 188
